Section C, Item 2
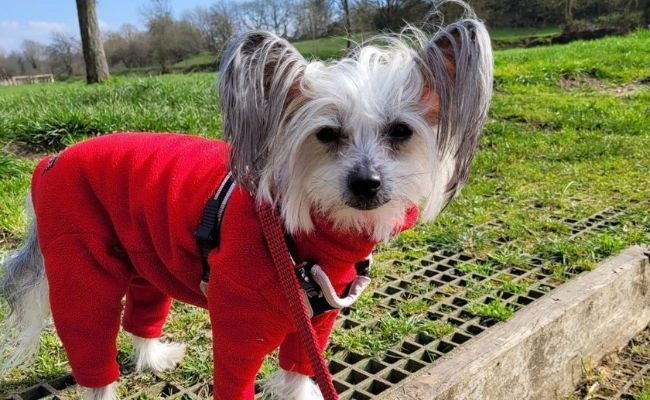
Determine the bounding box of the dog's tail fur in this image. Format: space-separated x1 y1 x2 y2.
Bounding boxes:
0 197 50 371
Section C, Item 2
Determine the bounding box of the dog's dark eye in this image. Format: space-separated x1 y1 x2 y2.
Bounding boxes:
387 123 413 143
316 127 341 144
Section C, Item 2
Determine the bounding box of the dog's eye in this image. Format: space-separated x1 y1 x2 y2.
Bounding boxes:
387 123 413 143
316 127 341 144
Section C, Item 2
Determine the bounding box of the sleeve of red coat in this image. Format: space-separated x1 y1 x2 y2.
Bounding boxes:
277 310 339 376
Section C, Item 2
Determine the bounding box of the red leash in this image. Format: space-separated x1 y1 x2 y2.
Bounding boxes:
256 202 339 400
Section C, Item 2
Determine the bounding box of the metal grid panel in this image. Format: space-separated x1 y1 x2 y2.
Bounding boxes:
2 207 639 400
323 209 624 399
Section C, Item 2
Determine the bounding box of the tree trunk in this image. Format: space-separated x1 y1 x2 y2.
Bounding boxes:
564 0 574 24
342 0 352 49
76 0 109 83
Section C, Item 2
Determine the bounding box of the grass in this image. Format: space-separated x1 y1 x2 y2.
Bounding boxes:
0 73 220 152
468 297 515 322
489 26 560 41
1 30 650 395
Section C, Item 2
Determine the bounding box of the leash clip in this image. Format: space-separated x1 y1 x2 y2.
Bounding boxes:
295 258 372 318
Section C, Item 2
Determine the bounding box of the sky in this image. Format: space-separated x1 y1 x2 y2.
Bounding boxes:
0 0 218 53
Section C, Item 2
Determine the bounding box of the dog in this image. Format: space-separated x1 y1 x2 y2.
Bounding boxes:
0 3 492 400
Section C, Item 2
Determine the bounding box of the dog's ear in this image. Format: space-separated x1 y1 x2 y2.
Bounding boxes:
219 31 306 191
418 15 493 217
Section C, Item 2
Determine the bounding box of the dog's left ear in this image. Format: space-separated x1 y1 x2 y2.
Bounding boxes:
219 31 306 191
417 13 493 217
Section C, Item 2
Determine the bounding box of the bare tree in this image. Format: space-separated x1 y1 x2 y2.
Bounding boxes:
299 0 333 39
144 0 202 73
104 25 150 69
341 0 352 47
21 40 47 71
349 0 376 34
371 0 432 31
47 33 82 78
76 0 110 83
183 3 236 55
144 0 175 72
565 0 575 23
236 0 296 37
0 50 22 78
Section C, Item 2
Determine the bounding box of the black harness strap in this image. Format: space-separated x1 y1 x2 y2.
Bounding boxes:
194 172 236 286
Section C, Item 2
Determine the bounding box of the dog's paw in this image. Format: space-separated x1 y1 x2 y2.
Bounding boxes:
262 370 323 400
131 335 186 372
83 383 118 400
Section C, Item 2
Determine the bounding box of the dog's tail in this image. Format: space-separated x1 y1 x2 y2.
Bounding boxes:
0 197 50 371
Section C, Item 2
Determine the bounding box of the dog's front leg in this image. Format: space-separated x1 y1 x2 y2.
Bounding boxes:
131 335 186 372
207 275 288 399
83 383 118 400
263 370 324 400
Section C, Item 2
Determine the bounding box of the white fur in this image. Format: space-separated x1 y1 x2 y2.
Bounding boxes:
131 335 186 372
0 212 51 370
262 369 324 400
83 383 118 400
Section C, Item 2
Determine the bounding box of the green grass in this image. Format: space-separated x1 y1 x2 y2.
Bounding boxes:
1 30 650 394
172 52 217 69
0 73 220 152
293 33 372 60
490 26 560 41
469 297 515 321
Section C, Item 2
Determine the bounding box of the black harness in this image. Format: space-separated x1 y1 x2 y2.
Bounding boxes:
194 172 236 286
194 172 369 316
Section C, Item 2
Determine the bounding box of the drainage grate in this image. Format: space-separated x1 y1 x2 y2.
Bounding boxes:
1 207 632 400
321 207 625 399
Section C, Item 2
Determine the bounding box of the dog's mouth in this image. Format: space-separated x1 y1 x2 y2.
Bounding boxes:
345 196 390 211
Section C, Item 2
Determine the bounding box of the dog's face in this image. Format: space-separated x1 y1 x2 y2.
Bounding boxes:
219 19 492 241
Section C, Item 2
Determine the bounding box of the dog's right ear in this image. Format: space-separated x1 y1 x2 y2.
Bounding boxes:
219 31 306 192
416 11 493 220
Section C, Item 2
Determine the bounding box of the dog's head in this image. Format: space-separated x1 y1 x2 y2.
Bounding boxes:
219 2 493 241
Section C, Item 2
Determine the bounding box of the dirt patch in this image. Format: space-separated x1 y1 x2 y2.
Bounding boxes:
0 228 21 249
571 326 650 399
4 143 49 161
560 75 648 97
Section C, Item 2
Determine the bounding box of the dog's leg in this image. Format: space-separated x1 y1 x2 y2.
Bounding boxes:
131 335 185 372
262 370 324 400
122 275 184 371
82 383 118 400
43 237 130 390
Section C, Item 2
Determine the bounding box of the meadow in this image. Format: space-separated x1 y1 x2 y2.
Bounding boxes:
1 30 649 397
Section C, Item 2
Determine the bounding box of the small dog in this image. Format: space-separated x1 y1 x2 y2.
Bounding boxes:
0 2 492 400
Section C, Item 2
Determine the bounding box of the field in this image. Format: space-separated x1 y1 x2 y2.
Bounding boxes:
1 30 649 398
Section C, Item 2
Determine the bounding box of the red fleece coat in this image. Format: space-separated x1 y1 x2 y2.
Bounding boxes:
30 132 417 399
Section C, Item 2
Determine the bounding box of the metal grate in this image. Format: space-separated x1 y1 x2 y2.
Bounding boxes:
322 209 625 399
2 208 635 400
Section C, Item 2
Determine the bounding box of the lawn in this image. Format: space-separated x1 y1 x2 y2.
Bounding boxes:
1 30 649 397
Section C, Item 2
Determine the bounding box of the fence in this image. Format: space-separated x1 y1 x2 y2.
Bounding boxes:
0 74 55 86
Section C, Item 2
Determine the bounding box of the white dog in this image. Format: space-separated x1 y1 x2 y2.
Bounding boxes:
0 2 492 399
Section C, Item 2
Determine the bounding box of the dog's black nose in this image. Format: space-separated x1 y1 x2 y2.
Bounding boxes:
348 165 381 199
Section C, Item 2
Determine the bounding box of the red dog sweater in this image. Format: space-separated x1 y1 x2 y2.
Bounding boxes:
30 132 418 399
